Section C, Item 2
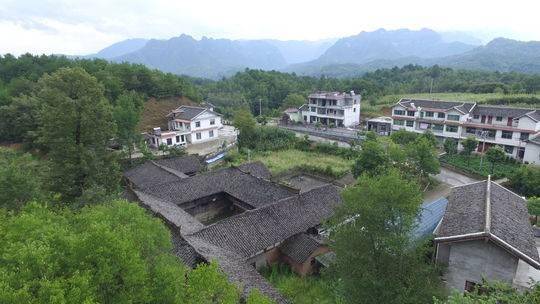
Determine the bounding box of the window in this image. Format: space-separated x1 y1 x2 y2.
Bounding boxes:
473 114 480 119
151 137 156 144
466 127 477 134
353 108 356 112
393 109 405 116
504 145 514 154
166 138 172 145
501 130 513 139
310 107 315 112
425 111 434 117
432 124 444 131
447 114 460 121
210 119 215 125
465 281 478 293
196 133 201 140
437 112 445 119
209 130 214 137
406 120 414 127
520 133 529 141
445 125 458 133
176 135 180 143
496 116 503 122
407 111 415 117
394 120 404 126
195 121 201 128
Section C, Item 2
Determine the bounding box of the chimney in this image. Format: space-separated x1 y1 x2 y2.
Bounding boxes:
350 90 355 96
410 103 416 109
153 127 161 135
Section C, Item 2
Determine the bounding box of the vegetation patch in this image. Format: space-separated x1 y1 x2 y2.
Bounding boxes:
440 153 522 179
138 96 197 131
261 264 341 304
228 149 353 177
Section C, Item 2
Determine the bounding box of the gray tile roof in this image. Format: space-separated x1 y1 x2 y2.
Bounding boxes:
153 155 204 176
189 185 341 258
435 180 540 268
125 162 182 189
279 233 323 264
472 105 534 118
168 106 207 120
237 161 272 180
143 166 296 209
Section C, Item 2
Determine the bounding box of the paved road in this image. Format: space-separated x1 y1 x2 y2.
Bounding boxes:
435 167 478 187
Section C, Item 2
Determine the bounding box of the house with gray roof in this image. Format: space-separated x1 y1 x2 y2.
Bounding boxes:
434 177 540 291
147 105 223 148
391 98 540 164
124 156 342 303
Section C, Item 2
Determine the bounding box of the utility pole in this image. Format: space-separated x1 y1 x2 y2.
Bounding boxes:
259 98 262 117
429 78 434 95
479 131 488 168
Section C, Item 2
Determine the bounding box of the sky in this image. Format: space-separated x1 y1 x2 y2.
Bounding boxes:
1 0 540 56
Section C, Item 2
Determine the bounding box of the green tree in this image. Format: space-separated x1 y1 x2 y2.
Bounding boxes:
407 137 440 182
462 136 479 165
0 95 41 144
390 129 418 145
329 170 444 304
113 91 144 163
0 200 244 304
443 138 458 155
233 108 257 148
352 139 387 177
281 93 305 110
527 197 540 225
508 166 540 197
485 146 506 175
0 148 43 210
419 130 438 147
36 67 120 204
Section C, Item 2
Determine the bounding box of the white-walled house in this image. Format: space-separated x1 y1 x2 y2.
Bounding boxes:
299 91 361 127
147 105 222 148
390 98 540 164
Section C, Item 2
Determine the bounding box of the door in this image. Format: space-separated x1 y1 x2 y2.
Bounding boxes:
507 117 513 126
487 116 493 124
481 115 486 123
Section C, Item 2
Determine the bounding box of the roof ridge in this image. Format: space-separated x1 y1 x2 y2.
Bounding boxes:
484 175 492 233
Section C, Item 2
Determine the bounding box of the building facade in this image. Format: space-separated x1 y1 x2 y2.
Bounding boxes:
299 91 361 127
147 105 222 148
391 99 540 164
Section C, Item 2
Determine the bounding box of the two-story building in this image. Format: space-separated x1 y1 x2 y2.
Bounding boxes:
299 91 361 127
147 105 222 148
391 98 540 164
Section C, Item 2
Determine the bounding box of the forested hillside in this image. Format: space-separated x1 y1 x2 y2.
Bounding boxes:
0 53 200 143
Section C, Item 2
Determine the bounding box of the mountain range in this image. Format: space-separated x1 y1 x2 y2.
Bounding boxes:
80 28 540 79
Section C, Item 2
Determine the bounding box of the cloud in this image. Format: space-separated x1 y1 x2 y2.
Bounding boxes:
0 0 539 55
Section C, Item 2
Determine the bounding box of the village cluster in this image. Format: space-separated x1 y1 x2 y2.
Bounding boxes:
129 92 540 302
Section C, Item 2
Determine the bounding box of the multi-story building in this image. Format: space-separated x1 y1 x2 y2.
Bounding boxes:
147 105 222 148
390 98 540 164
300 91 361 127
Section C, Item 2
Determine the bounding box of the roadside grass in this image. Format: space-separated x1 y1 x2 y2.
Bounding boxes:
228 149 353 177
440 153 522 179
261 264 342 304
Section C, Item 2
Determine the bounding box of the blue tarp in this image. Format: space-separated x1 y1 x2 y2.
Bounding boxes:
412 197 449 239
205 152 226 164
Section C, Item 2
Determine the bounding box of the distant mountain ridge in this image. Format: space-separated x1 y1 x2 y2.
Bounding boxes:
83 29 540 79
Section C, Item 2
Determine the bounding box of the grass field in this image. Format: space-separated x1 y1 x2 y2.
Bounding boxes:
261 264 341 304
362 92 540 117
440 153 522 179
229 149 354 177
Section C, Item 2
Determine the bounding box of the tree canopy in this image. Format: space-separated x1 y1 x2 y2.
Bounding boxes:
329 169 445 304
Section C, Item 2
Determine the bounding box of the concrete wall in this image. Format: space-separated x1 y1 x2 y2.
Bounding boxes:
439 240 518 291
281 246 330 276
524 142 540 164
